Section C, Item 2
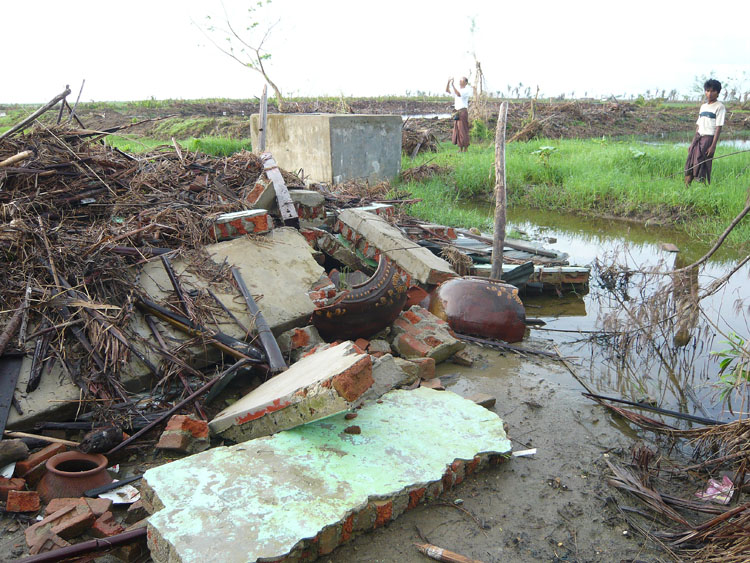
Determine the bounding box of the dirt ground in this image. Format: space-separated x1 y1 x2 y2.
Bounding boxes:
326 340 662 563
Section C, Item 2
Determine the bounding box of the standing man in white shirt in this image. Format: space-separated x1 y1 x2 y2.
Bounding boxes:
447 76 472 152
685 79 726 185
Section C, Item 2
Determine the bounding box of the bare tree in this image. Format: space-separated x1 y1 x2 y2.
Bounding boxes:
196 1 286 111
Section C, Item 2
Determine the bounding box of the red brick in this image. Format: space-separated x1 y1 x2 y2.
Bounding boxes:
0 476 25 501
403 309 422 325
374 500 393 528
6 490 40 512
91 511 125 538
155 431 193 452
290 328 310 349
424 335 443 348
28 531 70 555
163 415 209 439
395 333 431 357
408 487 426 509
19 460 48 486
26 504 96 545
411 357 436 380
405 286 429 309
331 355 373 402
125 500 148 524
45 497 113 518
353 338 369 353
14 443 67 477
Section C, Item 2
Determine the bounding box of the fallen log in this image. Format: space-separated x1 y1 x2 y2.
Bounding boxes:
0 150 34 168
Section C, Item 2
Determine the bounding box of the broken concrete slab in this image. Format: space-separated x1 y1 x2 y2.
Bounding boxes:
389 306 465 363
209 341 373 442
359 354 418 403
135 228 324 349
348 202 395 219
289 189 326 228
143 387 511 563
336 208 456 285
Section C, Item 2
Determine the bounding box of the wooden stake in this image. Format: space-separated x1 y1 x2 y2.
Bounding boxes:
490 102 508 281
415 543 485 563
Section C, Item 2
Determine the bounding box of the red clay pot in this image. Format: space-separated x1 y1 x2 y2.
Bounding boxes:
36 451 113 503
428 277 527 343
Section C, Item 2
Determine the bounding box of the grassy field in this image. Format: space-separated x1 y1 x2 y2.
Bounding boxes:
105 133 252 156
398 139 750 249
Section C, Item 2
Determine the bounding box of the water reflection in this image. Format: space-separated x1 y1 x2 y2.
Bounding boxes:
503 206 750 424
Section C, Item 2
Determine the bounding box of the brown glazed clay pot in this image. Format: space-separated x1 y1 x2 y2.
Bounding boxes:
36 451 113 503
428 277 527 343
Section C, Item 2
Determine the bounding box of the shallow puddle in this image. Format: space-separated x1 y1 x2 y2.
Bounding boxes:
503 207 748 423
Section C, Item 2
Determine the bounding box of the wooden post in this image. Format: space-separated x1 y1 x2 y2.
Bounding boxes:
259 84 268 152
490 102 508 280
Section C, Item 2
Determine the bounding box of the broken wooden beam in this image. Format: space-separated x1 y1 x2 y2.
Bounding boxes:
231 267 287 374
261 152 299 228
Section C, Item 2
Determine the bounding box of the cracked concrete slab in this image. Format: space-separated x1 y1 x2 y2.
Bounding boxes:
142 387 511 563
209 341 373 442
335 208 456 285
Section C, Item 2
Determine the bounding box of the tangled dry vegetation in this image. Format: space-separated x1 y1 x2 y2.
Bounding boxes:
0 123 303 419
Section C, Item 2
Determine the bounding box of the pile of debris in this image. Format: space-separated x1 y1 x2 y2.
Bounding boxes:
0 92 531 561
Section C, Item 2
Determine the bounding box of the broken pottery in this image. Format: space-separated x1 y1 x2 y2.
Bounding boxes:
313 255 409 341
428 277 527 343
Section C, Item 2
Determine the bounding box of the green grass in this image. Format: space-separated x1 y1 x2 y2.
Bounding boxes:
399 139 750 249
105 135 252 156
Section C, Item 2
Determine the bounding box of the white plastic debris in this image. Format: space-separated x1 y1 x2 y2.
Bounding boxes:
99 480 141 504
1 462 15 479
512 448 537 457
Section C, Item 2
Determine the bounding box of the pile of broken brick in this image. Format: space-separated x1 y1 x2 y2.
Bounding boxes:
1 104 517 562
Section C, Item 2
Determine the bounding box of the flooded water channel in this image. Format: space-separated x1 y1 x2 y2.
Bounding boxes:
501 207 749 425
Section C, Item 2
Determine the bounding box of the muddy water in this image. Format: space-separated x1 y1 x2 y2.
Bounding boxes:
501 207 749 423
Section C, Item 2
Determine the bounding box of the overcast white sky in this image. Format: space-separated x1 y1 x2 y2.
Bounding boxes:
2 0 749 104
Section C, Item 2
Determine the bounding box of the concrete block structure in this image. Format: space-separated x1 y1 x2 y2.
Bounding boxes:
250 114 402 184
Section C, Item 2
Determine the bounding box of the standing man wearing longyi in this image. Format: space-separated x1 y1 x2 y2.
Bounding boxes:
685 78 725 185
447 76 472 152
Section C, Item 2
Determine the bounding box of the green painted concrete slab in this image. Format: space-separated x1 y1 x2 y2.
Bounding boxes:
142 388 510 563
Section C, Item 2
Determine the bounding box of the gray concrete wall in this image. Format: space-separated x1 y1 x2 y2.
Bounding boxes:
250 114 401 184
329 115 402 184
